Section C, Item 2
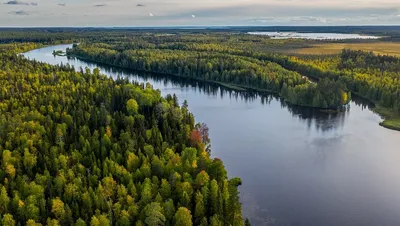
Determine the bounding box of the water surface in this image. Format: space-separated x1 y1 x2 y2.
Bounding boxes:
247 32 379 40
24 44 400 226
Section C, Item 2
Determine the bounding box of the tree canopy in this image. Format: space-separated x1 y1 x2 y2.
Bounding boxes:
0 43 244 225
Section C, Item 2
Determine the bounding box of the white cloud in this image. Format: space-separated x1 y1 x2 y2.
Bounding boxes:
0 0 400 26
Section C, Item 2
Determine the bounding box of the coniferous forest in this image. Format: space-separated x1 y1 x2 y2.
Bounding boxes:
62 31 400 129
67 36 351 110
1 26 400 225
0 43 244 225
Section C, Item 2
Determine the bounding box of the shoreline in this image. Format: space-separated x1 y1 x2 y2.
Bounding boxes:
24 44 400 131
67 53 350 112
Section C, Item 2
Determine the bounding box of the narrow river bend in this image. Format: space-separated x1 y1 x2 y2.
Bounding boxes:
24 44 400 226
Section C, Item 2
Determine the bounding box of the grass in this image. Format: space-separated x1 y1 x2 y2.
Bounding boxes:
352 93 400 131
380 120 400 131
293 42 400 56
374 106 400 131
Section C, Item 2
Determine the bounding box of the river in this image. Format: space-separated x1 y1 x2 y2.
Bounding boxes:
23 44 400 226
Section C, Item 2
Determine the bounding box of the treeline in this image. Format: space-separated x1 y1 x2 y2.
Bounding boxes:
281 79 350 109
65 32 400 116
68 39 350 109
0 47 245 225
67 45 305 92
339 49 400 112
0 43 43 54
263 50 400 114
339 49 400 73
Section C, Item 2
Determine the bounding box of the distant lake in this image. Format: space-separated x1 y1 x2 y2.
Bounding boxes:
248 32 380 40
24 45 400 226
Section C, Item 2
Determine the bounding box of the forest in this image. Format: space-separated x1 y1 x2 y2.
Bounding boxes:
263 49 400 129
66 35 351 110
56 31 398 129
2 28 396 126
0 27 400 224
0 43 245 225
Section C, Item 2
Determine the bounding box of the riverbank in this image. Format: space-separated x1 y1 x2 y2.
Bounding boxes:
67 53 250 91
264 54 400 132
375 106 400 131
67 53 352 114
22 43 400 226
351 92 400 131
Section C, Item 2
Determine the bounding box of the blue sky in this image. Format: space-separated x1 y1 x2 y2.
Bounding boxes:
1 0 399 26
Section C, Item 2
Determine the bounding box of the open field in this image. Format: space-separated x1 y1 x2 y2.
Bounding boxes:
293 42 400 56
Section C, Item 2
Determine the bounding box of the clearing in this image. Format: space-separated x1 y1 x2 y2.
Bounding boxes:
294 42 400 56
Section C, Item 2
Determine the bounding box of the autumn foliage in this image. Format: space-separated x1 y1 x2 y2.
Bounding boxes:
190 130 202 147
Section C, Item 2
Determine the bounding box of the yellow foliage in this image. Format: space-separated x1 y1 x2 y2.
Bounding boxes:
191 160 197 168
5 164 15 178
106 126 112 138
18 200 25 208
342 92 348 104
51 198 65 219
26 219 42 226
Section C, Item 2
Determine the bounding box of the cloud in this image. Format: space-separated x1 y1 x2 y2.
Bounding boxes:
9 10 29 15
249 16 329 25
1 0 400 26
292 16 327 24
5 0 37 5
5 0 27 5
247 13 400 26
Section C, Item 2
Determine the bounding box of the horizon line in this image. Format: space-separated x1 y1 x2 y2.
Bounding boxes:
1 24 400 29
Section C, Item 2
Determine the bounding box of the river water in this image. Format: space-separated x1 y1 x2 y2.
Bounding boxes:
24 44 400 226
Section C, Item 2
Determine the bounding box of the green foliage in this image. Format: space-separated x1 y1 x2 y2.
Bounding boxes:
173 207 193 226
264 49 399 116
0 186 10 213
67 33 353 110
51 198 65 219
2 214 15 226
126 99 139 115
143 202 166 226
282 79 351 109
0 44 243 225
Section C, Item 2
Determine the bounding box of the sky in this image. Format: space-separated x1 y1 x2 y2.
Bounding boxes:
0 0 400 26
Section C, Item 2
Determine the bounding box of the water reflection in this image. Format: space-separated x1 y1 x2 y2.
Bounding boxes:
24 45 400 226
85 57 362 132
351 94 375 111
58 55 364 134
284 102 350 132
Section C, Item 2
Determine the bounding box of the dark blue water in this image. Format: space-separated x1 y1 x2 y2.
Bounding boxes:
24 44 400 226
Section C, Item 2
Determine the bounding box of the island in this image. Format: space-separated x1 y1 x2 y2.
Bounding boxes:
52 49 66 56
